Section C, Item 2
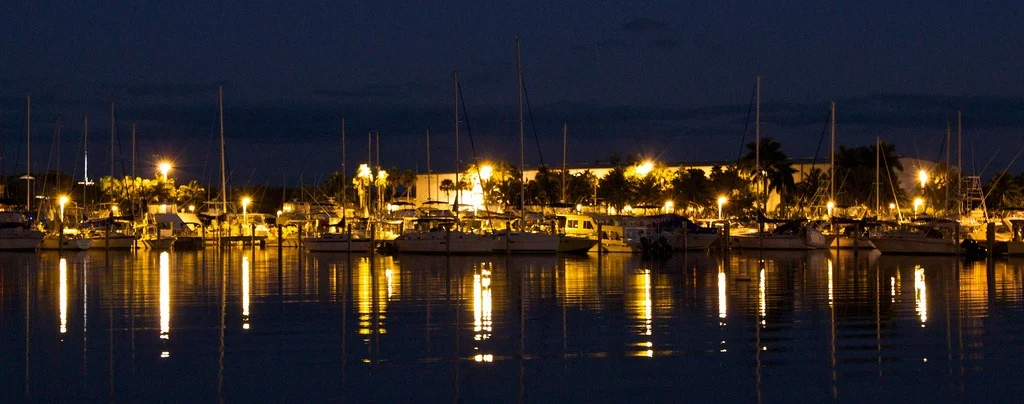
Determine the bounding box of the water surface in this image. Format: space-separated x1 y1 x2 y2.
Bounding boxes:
2 248 1023 401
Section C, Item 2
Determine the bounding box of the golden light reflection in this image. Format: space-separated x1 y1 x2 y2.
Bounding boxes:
473 263 493 341
474 354 494 362
914 265 927 326
717 269 727 322
759 267 766 325
356 258 388 337
59 258 67 334
385 269 394 301
160 252 170 340
242 256 250 330
827 259 834 308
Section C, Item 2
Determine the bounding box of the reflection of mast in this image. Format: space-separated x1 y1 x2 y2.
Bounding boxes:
159 252 170 358
242 256 251 330
472 263 493 362
59 258 68 335
828 258 837 399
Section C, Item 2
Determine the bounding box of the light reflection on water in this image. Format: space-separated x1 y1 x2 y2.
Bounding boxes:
2 249 1024 401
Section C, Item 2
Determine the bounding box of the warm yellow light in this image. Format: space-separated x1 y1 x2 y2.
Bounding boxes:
918 169 928 187
159 161 172 180
623 204 633 214
276 210 283 217
575 203 582 212
58 195 69 221
635 161 654 177
111 205 119 213
283 203 293 213
479 165 493 181
159 251 170 340
913 198 924 214
664 200 674 213
356 164 372 180
59 258 67 334
241 197 251 208
717 196 728 220
826 200 835 216
187 205 195 212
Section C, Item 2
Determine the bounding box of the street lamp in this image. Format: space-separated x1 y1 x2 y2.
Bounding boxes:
918 169 928 189
159 161 172 181
479 165 493 182
717 196 728 220
664 200 674 214
635 161 654 178
241 197 251 225
58 195 69 222
826 200 835 217
913 198 924 215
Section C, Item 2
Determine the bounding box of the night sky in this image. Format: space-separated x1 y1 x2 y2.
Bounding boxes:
3 1 1024 188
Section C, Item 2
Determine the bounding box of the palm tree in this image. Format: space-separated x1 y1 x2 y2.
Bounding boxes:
741 137 796 213
597 165 630 211
439 179 455 201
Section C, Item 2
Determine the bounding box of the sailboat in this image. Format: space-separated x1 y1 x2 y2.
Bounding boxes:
733 76 833 250
36 115 92 250
395 71 492 254
827 102 876 249
2 95 45 251
491 37 560 253
304 118 374 253
85 115 135 249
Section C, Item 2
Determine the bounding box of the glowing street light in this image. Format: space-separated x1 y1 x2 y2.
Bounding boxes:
664 200 674 214
241 197 252 224
913 198 924 215
717 196 728 220
479 165 493 182
827 200 835 217
635 161 654 178
159 161 172 181
918 169 928 189
58 195 69 222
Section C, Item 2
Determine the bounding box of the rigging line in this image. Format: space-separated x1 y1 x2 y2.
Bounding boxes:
520 70 546 167
811 104 830 167
982 145 1024 201
880 145 903 221
729 80 758 192
456 81 485 186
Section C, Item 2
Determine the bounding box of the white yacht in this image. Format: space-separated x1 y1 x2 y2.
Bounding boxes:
558 213 631 253
869 220 960 255
733 220 834 250
0 211 45 251
394 218 492 254
491 230 561 253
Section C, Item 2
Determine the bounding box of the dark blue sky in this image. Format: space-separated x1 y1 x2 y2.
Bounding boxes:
3 1 1023 187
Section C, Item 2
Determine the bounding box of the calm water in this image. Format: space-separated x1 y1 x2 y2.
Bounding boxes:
2 248 1023 402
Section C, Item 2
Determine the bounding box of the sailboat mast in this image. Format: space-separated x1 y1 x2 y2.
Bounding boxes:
830 101 835 205
219 86 227 215
25 94 30 211
426 129 431 201
454 70 460 209
341 118 346 219
110 102 115 180
83 115 89 205
755 75 761 210
516 36 525 226
561 123 567 204
957 111 962 216
131 122 136 215
55 115 61 193
945 122 951 212
875 137 880 214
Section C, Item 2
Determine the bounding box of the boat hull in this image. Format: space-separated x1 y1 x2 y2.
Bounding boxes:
304 237 373 252
40 236 93 250
90 235 136 249
870 237 958 255
670 233 720 251
140 238 176 251
174 236 206 251
0 231 45 251
593 240 639 253
734 234 834 250
830 236 876 250
395 232 493 254
492 232 560 253
557 236 598 253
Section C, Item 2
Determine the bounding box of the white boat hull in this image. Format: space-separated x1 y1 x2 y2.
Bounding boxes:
491 232 560 253
304 237 373 252
830 236 876 250
593 240 639 253
734 233 834 250
40 236 93 250
395 232 493 254
140 238 176 251
90 235 136 249
0 231 45 251
557 236 598 253
670 233 720 251
870 237 958 255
